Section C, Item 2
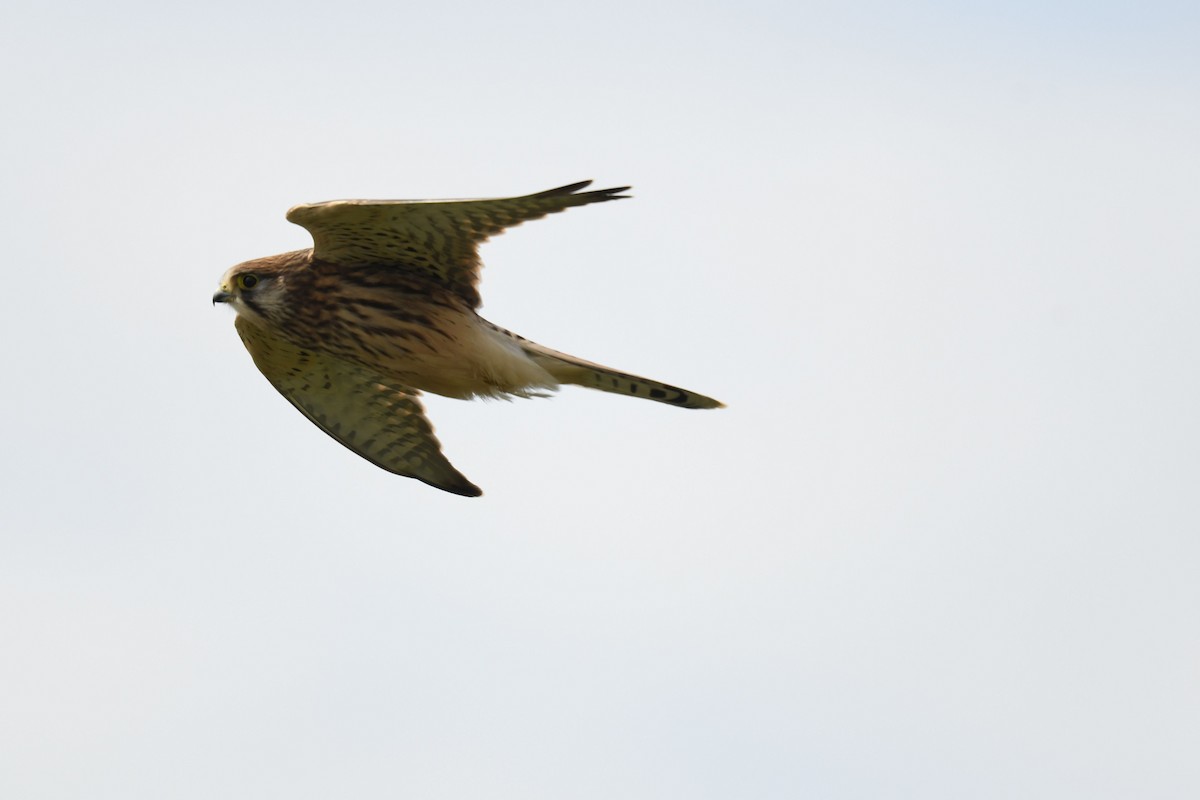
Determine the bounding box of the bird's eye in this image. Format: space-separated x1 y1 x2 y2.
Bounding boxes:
237 274 259 290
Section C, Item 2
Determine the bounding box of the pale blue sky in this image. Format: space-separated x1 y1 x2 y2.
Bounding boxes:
2 1 1198 798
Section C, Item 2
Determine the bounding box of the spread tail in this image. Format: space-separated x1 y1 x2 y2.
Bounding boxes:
516 337 724 409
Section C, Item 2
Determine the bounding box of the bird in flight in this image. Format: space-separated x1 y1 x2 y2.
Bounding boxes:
214 180 723 496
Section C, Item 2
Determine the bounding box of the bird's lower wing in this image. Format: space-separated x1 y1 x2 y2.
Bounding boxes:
235 318 482 497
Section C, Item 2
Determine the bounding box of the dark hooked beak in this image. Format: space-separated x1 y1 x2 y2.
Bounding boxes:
212 291 233 305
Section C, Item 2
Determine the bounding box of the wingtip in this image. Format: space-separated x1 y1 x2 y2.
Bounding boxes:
535 180 632 201
594 183 632 198
436 477 484 497
561 179 594 193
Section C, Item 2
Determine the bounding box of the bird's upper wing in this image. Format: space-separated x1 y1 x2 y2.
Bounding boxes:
285 180 629 307
235 317 482 497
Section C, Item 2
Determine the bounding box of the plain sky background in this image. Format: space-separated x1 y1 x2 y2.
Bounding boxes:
2 1 1198 798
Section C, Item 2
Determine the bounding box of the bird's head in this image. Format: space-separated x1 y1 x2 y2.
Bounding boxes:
213 251 307 325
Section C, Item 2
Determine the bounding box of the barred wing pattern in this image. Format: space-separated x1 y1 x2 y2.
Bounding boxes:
285 180 629 307
235 317 481 496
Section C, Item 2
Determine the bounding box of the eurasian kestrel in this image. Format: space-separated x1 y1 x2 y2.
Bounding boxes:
214 181 722 496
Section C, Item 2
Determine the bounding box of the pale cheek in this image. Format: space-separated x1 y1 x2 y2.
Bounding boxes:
230 297 264 323
248 290 290 324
